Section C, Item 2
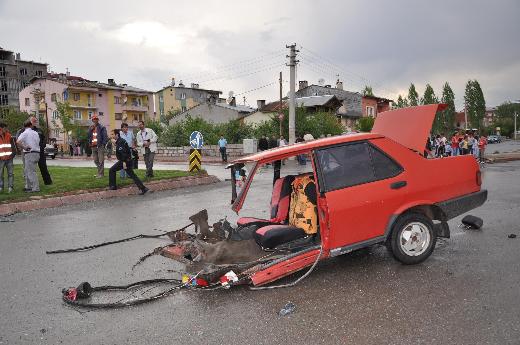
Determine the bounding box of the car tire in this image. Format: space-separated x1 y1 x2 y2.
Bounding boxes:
387 212 436 265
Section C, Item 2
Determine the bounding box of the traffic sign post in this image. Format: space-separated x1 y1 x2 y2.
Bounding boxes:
189 131 203 172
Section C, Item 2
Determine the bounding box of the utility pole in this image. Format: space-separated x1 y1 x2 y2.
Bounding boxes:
286 44 298 144
464 102 468 131
515 111 517 140
279 71 283 137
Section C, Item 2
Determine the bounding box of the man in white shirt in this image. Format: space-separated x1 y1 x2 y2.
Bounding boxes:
136 120 158 178
16 121 41 192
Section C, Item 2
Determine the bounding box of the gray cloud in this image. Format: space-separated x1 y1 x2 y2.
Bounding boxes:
1 0 518 108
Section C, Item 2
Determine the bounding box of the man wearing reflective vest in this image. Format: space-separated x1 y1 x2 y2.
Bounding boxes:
87 114 108 178
0 122 16 193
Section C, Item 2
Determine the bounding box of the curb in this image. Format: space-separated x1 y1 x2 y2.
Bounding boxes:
485 152 520 164
0 174 220 216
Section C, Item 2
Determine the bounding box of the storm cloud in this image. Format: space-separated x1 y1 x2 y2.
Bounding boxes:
1 0 518 108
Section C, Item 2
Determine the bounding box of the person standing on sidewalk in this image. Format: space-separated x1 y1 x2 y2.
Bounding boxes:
87 114 108 178
119 123 135 178
218 135 228 162
109 129 148 195
16 121 40 193
29 116 52 185
0 122 16 193
136 120 157 178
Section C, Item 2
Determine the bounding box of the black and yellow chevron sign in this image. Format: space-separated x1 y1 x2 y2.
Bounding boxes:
189 149 202 172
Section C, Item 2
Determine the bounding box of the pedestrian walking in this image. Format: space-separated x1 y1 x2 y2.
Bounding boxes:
279 135 287 165
136 120 158 178
30 116 52 185
87 114 108 178
478 134 487 162
218 135 228 162
0 122 16 193
119 122 135 178
109 129 148 195
268 135 278 150
16 121 41 193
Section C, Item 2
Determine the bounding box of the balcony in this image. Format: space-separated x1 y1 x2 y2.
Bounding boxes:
73 119 93 126
122 102 148 112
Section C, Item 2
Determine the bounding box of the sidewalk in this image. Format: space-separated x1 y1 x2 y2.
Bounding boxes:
0 174 220 216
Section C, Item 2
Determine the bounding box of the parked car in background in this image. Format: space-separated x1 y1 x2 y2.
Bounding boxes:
44 144 56 159
487 135 501 144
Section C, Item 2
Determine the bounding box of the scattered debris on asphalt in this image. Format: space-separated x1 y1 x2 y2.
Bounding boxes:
279 302 296 316
0 217 14 222
508 234 517 239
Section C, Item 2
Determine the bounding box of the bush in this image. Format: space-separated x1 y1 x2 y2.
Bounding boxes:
356 117 375 132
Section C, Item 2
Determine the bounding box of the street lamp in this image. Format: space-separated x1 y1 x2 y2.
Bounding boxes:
513 100 520 140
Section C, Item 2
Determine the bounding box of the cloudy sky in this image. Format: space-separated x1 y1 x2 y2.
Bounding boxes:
1 0 519 109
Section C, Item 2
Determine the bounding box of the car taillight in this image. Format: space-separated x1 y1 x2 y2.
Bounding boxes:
476 171 482 186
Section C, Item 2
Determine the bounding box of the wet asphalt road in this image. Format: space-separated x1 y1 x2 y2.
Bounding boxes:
0 161 519 345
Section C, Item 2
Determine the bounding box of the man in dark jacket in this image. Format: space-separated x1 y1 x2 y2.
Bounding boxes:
87 114 108 178
108 129 148 195
30 116 52 185
258 136 268 151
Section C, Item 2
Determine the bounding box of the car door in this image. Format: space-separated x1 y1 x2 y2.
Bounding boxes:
315 141 407 251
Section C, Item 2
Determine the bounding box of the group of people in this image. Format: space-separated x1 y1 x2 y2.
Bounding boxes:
0 116 53 193
86 115 158 194
426 130 488 161
0 114 158 195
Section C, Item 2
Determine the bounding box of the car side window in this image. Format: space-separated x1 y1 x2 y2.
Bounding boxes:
369 144 402 180
316 142 375 192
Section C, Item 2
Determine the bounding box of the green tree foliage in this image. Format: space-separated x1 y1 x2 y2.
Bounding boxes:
144 119 164 138
356 116 375 132
407 83 419 106
362 85 374 97
394 95 409 109
491 101 520 137
0 108 30 134
439 82 456 134
464 79 486 129
52 101 87 140
158 108 344 147
421 84 438 105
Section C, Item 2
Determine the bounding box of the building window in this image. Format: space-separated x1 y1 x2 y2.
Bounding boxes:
52 110 58 119
0 66 6 77
0 80 7 92
54 128 60 138
181 106 187 112
25 98 30 106
51 93 57 102
63 91 68 100
87 94 92 106
36 70 43 77
88 111 93 119
74 110 82 120
115 113 122 120
73 93 80 101
19 68 27 76
180 92 186 100
98 93 102 97
114 96 120 104
0 95 8 106
138 114 143 121
99 112 104 116
366 106 375 117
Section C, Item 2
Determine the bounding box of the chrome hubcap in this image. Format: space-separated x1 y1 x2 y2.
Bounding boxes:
400 222 431 256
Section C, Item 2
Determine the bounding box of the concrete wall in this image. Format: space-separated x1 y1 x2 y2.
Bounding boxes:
156 143 244 158
243 110 275 125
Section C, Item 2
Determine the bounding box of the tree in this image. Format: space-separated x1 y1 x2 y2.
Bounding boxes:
421 84 438 105
407 83 419 106
464 80 486 130
439 82 456 133
362 85 374 97
0 108 30 134
52 101 87 141
395 95 409 108
356 116 375 132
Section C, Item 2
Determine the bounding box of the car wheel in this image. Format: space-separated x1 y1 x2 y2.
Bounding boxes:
388 213 436 265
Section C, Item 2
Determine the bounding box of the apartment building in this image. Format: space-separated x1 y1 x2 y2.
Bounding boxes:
19 74 153 143
0 47 47 113
155 79 222 121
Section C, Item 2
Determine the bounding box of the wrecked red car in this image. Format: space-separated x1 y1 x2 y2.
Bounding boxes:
206 104 486 286
57 104 488 306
